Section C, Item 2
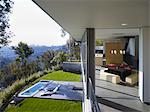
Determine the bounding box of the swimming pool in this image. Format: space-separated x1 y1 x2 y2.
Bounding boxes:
18 80 82 101
18 80 51 97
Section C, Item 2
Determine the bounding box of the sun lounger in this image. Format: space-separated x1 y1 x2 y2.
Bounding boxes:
40 85 61 96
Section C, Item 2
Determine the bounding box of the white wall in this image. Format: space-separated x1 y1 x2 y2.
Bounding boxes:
139 29 144 102
142 0 150 103
147 0 150 103
139 28 150 103
138 0 150 103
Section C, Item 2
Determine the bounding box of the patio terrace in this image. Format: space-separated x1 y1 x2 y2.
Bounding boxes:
95 70 150 112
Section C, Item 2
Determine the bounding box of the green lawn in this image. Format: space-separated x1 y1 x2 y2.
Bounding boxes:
39 70 81 81
6 70 82 112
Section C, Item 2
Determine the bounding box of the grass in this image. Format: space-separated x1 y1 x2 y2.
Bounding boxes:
6 98 81 112
38 70 81 81
6 70 82 112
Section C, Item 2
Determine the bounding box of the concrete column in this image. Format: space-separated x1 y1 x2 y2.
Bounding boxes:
139 27 150 103
86 28 95 98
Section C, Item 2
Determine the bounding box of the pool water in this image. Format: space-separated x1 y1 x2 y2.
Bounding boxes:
18 81 50 97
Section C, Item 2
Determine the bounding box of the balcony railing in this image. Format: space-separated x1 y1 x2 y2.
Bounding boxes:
88 78 101 112
81 55 100 112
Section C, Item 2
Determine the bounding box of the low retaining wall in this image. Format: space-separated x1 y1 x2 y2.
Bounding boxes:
62 62 81 74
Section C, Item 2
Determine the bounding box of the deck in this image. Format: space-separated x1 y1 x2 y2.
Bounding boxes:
96 70 150 112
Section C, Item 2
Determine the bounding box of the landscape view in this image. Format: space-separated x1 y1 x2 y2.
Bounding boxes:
0 0 81 112
2 0 150 112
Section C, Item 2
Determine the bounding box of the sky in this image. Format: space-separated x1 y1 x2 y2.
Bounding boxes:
9 0 69 46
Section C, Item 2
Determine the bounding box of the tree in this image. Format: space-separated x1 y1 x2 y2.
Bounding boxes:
12 42 34 65
12 42 34 77
96 39 103 46
61 28 67 38
51 51 68 69
38 50 56 70
66 37 80 61
0 0 14 48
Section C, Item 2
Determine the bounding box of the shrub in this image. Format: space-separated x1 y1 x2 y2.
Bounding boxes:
38 71 44 77
0 72 41 108
8 80 24 98
27 73 40 83
0 79 26 107
53 65 61 71
43 70 53 75
43 71 49 75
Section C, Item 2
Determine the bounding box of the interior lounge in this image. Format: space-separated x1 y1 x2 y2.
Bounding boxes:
95 28 139 86
95 28 142 110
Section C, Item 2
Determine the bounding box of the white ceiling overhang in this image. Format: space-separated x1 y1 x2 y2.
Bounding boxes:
33 0 148 41
95 28 139 40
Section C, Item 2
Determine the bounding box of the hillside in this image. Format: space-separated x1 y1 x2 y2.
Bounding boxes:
0 45 68 67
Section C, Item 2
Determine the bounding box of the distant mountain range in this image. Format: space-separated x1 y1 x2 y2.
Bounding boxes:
0 45 68 67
